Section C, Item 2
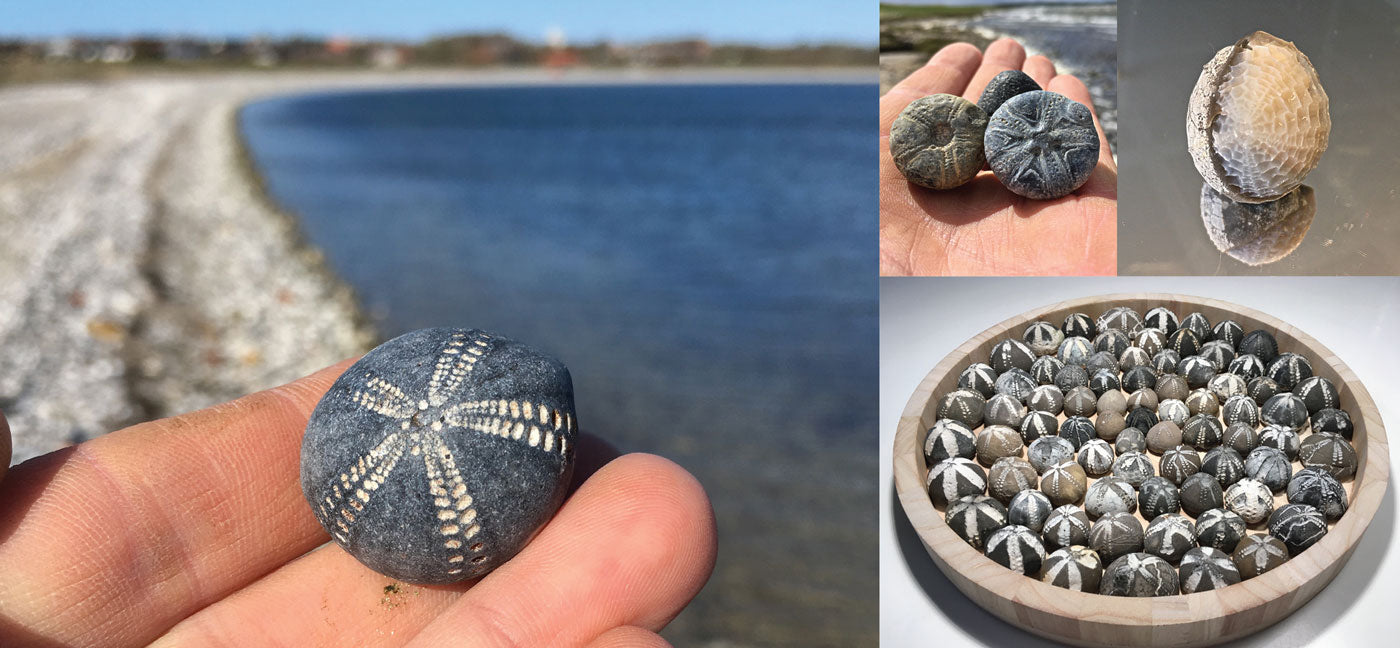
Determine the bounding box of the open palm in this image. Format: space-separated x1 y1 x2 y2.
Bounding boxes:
0 360 716 647
880 38 1118 276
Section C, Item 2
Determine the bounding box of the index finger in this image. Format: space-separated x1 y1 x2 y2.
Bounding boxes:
961 38 1028 103
880 43 983 135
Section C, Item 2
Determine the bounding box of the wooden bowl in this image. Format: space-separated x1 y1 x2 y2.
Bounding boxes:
893 293 1389 647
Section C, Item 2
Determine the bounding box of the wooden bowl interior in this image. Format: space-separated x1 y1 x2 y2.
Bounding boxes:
895 293 1390 647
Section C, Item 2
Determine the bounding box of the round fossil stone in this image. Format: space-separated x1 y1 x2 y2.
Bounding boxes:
1222 422 1260 456
1311 408 1354 438
1086 352 1119 377
1195 508 1247 552
1201 446 1246 488
1112 451 1156 488
1267 352 1314 392
1098 306 1143 335
301 328 578 584
1160 446 1202 486
990 338 1037 374
1292 375 1338 413
1058 336 1095 367
995 369 1037 403
1101 553 1178 597
1247 376 1282 405
1077 439 1116 477
1184 387 1219 415
924 419 977 464
1180 313 1211 342
1041 545 1103 592
1233 533 1290 579
976 425 1024 467
988 456 1039 503
1287 467 1348 520
1119 346 1152 373
1187 31 1329 203
1115 428 1147 455
1138 476 1182 520
1143 307 1179 335
1062 312 1097 339
890 94 990 190
1084 476 1138 519
1041 505 1093 551
1063 386 1098 417
1199 340 1237 370
1009 489 1056 533
1138 328 1168 357
1059 416 1098 450
1127 388 1160 411
1031 355 1065 385
984 393 1028 430
1228 354 1267 381
1055 363 1090 393
1091 512 1145 565
1028 435 1077 474
1123 366 1158 393
1156 373 1190 402
1208 372 1247 403
1028 384 1065 414
985 524 1047 575
1156 399 1190 427
1095 411 1127 441
1180 472 1224 517
1221 394 1260 427
1042 460 1089 506
1098 389 1128 415
1021 410 1060 444
1125 406 1159 433
1239 330 1279 364
1262 392 1308 430
1095 329 1131 358
1244 446 1293 492
946 495 1008 550
1183 413 1224 450
938 389 986 427
1179 546 1241 593
927 457 989 508
1152 349 1180 374
1023 320 1066 356
1180 357 1218 390
1144 513 1198 564
1298 432 1357 480
1166 328 1201 358
958 362 999 398
984 90 1100 200
978 69 1043 115
1268 503 1328 556
1258 424 1301 460
1212 319 1245 348
1224 477 1274 525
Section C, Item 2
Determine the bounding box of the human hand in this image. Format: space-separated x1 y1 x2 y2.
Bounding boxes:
0 360 717 647
880 38 1118 276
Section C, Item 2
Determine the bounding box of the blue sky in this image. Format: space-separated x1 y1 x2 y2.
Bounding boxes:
0 0 874 44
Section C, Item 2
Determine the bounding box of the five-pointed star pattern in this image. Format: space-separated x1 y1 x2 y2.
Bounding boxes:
1145 515 1197 560
316 330 576 576
924 420 976 463
986 525 1046 575
1236 534 1289 571
1043 546 1101 591
1107 553 1175 595
946 496 1007 550
1085 478 1136 518
1180 547 1240 592
927 458 987 506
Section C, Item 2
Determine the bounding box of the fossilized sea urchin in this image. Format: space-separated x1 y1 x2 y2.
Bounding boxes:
1187 31 1330 203
890 93 989 190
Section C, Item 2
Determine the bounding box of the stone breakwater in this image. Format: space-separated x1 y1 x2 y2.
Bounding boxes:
0 73 387 464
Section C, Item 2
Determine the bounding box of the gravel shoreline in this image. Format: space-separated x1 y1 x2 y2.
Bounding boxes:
0 67 872 465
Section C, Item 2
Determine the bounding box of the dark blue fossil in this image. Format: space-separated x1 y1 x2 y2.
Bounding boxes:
984 90 1100 200
301 328 577 584
977 69 1042 116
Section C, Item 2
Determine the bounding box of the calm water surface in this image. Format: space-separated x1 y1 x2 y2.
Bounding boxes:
240 82 876 645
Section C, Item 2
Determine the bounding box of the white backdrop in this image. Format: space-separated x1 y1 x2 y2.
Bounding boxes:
880 277 1399 647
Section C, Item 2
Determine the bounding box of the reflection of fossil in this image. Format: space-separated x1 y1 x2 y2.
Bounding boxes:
1187 31 1329 203
1200 183 1315 266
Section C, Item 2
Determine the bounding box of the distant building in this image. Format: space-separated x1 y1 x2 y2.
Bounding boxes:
370 45 404 69
45 37 75 59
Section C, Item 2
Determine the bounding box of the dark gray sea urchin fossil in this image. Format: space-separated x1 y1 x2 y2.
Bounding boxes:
984 90 1100 200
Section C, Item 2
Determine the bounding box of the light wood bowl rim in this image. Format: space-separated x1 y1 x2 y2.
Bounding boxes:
893 292 1390 647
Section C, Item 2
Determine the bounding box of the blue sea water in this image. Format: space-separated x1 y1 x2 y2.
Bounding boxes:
240 82 876 644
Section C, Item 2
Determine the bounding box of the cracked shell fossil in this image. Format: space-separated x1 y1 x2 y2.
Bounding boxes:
1187 31 1330 203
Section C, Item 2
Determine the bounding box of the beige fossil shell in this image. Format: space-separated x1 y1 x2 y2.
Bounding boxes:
1187 31 1330 203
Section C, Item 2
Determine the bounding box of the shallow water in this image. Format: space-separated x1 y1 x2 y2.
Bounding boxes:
240 82 876 645
1118 0 1400 274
